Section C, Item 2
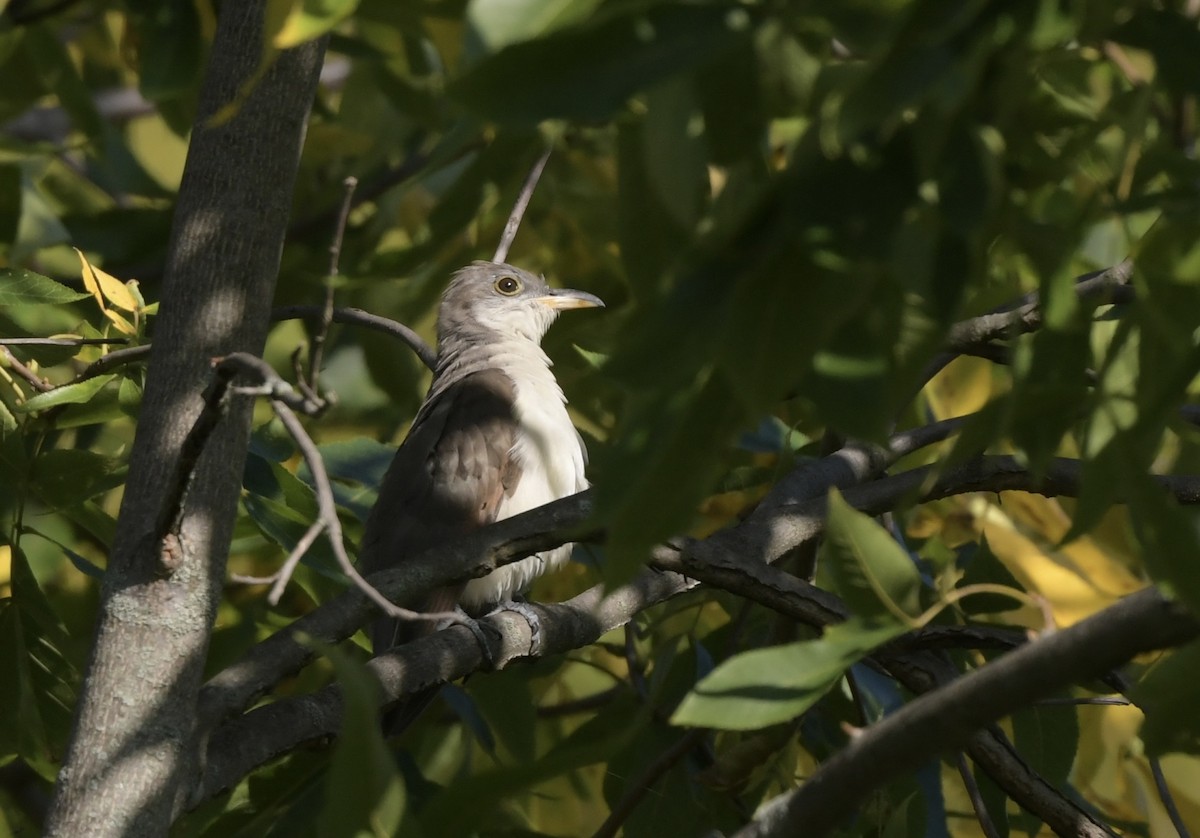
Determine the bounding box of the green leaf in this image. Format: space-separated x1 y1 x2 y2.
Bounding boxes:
822 488 922 621
309 639 412 838
0 268 89 305
451 4 751 124
420 695 643 834
0 601 50 763
1011 702 1078 795
242 493 343 583
16 375 116 413
466 0 604 53
670 618 905 730
595 370 745 584
1111 9 1200 96
30 448 123 509
957 537 1025 616
1134 638 1200 756
131 0 203 101
641 74 707 231
1126 475 1200 617
270 0 362 49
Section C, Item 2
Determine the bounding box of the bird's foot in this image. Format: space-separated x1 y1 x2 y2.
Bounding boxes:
485 599 543 656
445 608 499 669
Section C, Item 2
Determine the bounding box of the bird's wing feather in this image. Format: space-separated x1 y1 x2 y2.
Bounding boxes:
359 368 522 653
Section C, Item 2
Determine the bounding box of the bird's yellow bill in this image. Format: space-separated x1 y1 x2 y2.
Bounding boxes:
534 289 605 310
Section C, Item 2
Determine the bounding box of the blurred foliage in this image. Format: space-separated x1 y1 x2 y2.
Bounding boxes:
2 0 1200 835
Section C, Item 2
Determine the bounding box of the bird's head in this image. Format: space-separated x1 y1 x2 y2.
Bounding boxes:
438 261 604 345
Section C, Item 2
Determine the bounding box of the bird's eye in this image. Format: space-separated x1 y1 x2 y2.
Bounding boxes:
494 276 522 296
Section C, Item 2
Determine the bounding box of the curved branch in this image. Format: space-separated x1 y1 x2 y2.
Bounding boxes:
195 490 596 729
271 304 436 370
737 588 1197 838
194 568 694 803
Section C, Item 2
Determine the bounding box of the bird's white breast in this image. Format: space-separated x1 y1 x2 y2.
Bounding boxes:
460 343 587 608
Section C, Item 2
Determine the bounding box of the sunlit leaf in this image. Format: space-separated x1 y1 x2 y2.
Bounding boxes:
671 619 905 730
16 375 116 414
451 4 753 124
823 488 922 621
75 249 140 313
271 0 361 49
0 269 89 306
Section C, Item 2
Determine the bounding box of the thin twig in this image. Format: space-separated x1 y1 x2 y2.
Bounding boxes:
592 728 709 838
1 346 53 393
957 752 1003 838
74 344 151 382
1034 696 1131 707
0 337 129 347
266 520 325 605
493 146 552 263
215 351 462 624
308 176 358 391
272 305 436 370
1148 755 1192 838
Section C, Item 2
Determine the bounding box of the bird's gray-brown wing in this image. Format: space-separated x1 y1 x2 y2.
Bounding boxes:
359 367 522 654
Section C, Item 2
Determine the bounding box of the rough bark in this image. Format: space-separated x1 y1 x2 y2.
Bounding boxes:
44 5 326 835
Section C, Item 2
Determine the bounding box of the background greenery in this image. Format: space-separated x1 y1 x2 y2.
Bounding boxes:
3 0 1200 834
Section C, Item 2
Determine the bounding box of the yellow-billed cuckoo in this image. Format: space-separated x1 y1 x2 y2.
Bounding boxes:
360 260 603 668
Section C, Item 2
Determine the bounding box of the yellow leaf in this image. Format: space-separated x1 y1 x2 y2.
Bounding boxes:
925 355 996 420
104 308 137 336
971 498 1118 627
1073 703 1200 835
1000 493 1144 598
75 248 139 312
76 247 104 309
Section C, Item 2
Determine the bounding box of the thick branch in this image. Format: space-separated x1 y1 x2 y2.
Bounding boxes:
194 568 694 802
192 452 1200 816
195 491 595 729
738 588 1197 838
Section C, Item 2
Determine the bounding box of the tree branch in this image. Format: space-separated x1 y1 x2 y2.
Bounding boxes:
271 305 436 370
194 568 695 803
190 442 1200 822
736 588 1197 838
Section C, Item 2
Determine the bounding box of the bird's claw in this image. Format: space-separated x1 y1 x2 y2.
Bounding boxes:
444 608 499 669
487 599 543 656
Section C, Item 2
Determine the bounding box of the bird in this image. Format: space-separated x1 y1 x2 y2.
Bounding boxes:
358 260 604 677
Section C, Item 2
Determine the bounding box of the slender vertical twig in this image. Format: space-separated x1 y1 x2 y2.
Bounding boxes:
956 752 1002 838
493 147 551 264
1148 755 1191 838
308 176 358 392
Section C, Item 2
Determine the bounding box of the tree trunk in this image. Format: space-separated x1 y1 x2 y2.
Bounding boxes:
44 5 326 835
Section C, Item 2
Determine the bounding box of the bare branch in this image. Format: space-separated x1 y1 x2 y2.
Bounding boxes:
493 146 552 263
74 344 151 382
194 568 694 803
592 728 710 838
735 588 1197 838
1 346 53 393
307 175 358 392
195 489 595 730
957 752 1003 838
271 304 436 370
945 260 1134 351
0 337 129 347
